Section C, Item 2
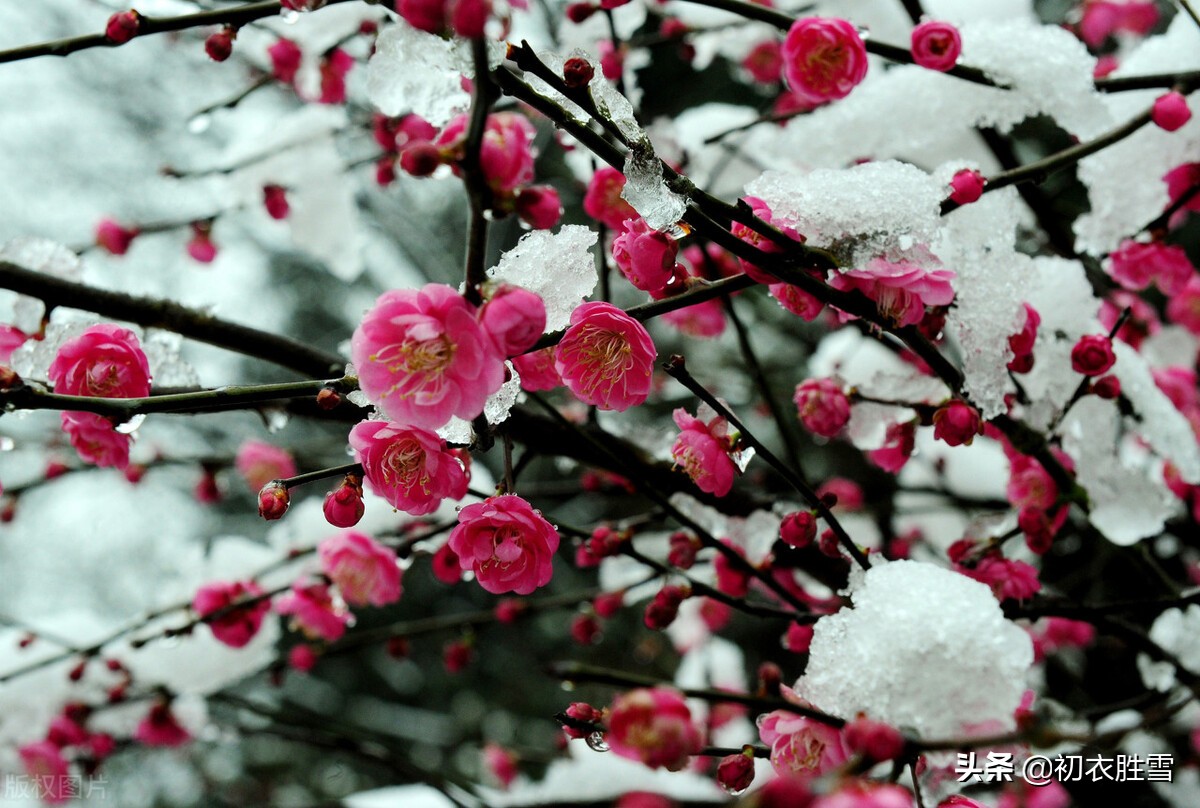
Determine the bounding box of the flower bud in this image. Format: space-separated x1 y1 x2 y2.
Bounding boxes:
716 748 756 794
323 475 365 528
593 591 624 618
780 510 817 548
911 20 962 72
643 584 688 630
562 702 603 738
257 481 290 520
562 57 595 88
105 11 140 44
932 400 985 447
667 531 699 568
205 29 235 62
570 613 601 645
263 185 290 219
400 141 443 177
95 219 139 255
1071 334 1116 376
515 185 563 230
315 387 341 410
948 168 984 205
1092 374 1121 399
1152 91 1192 133
443 638 473 673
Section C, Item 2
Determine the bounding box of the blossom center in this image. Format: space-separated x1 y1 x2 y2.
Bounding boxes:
574 328 633 395
383 438 430 493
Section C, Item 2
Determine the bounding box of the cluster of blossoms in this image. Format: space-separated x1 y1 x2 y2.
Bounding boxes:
7 0 1200 804
46 325 151 470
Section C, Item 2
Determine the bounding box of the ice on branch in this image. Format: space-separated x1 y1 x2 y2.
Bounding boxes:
797 560 1033 738
1059 396 1174 545
745 161 943 268
524 51 686 229
487 225 598 332
1074 16 1200 256
0 238 82 335
622 148 688 232
939 189 1033 418
367 25 505 128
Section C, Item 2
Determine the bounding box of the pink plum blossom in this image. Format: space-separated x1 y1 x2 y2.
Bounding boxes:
554 301 656 411
781 18 868 105
192 580 272 648
583 167 637 231
349 419 469 515
275 582 351 641
235 439 297 492
757 708 849 779
867 420 916 472
612 218 680 295
830 258 956 327
511 346 562 391
18 741 70 804
268 38 303 84
1107 239 1195 294
1167 275 1200 334
515 185 563 230
1078 1 1159 47
607 687 703 771
731 197 804 284
962 556 1042 601
436 112 536 195
911 20 962 72
135 702 191 747
48 324 151 399
671 407 737 496
60 412 131 469
351 283 506 430
794 378 850 438
318 531 402 607
448 495 560 595
480 284 547 356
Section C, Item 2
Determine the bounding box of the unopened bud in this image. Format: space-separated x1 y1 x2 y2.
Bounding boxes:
105 11 140 45
716 748 756 793
400 141 442 177
562 57 595 88
205 29 235 62
323 475 364 528
258 481 290 520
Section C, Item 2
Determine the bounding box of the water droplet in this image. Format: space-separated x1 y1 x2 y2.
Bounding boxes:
281 9 300 23
188 114 212 134
560 680 575 692
585 732 609 752
116 413 146 435
263 408 290 433
0 436 14 451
